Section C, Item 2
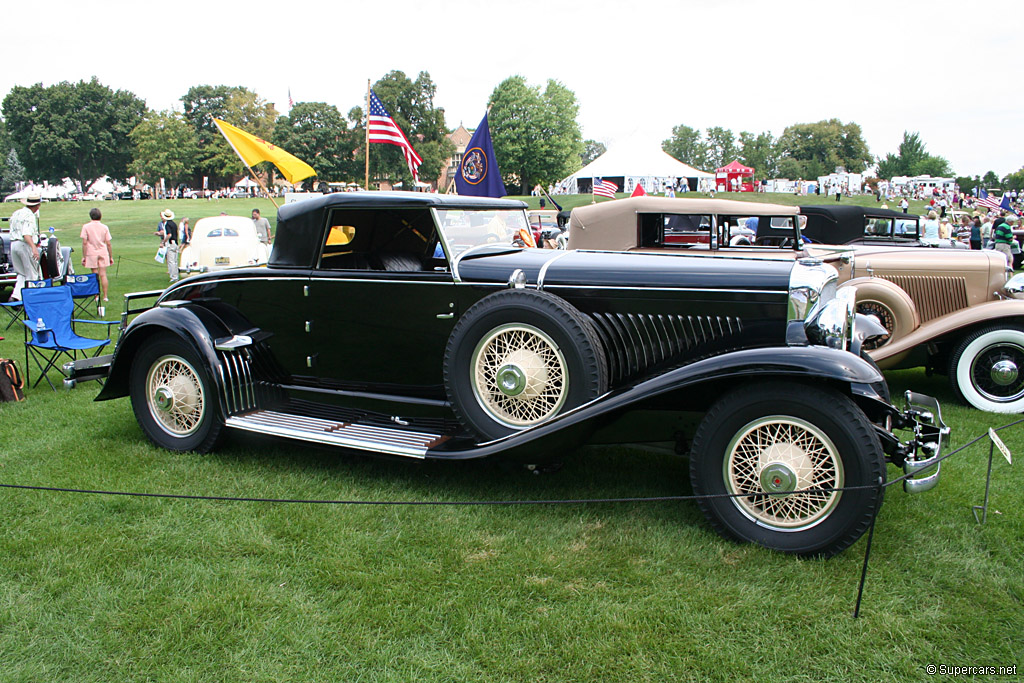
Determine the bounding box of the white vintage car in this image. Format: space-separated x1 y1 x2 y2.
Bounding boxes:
180 216 269 273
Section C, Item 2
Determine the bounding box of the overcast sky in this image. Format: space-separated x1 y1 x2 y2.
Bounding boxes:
4 0 1020 178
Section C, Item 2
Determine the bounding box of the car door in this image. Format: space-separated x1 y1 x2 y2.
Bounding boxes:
303 208 458 406
305 269 457 401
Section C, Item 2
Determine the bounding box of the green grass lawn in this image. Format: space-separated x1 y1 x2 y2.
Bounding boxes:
0 196 1021 682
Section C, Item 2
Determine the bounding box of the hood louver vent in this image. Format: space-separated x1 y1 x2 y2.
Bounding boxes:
587 313 742 384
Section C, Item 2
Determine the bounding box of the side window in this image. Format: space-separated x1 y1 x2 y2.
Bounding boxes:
318 208 437 272
864 218 893 238
662 214 711 247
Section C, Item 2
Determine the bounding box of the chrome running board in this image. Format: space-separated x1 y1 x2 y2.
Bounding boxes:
225 410 446 458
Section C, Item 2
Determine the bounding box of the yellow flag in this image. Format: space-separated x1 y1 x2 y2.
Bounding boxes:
212 118 316 184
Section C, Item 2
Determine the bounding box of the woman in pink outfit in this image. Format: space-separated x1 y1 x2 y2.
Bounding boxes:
80 207 113 302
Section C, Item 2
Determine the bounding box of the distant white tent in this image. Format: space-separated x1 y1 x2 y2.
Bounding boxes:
235 177 259 188
560 142 712 195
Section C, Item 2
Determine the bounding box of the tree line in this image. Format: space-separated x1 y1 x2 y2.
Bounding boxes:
0 74 585 196
662 123 1022 192
0 75 1019 196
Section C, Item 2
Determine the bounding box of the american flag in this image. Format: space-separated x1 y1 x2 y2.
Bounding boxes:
593 178 617 199
977 190 1001 211
368 90 423 183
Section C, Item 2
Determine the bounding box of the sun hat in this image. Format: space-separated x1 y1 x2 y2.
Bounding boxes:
22 192 41 207
160 209 175 220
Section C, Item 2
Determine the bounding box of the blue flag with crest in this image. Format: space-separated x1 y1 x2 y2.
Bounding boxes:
455 113 506 198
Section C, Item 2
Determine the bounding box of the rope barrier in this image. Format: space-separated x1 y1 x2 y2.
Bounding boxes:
4 417 1017 506
1 418 1018 620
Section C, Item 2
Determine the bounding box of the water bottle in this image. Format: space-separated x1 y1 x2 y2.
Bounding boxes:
36 317 45 332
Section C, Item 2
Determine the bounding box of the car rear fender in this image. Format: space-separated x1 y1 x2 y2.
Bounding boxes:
96 305 229 401
869 301 1024 365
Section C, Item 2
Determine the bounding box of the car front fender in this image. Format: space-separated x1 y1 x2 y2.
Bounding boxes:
95 305 230 401
870 300 1024 367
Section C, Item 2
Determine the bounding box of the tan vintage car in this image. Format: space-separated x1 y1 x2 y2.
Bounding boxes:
568 197 1024 413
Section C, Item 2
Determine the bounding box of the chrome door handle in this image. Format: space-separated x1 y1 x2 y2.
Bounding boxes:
436 313 454 319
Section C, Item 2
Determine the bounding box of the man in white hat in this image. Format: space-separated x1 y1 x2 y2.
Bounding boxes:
8 192 42 300
157 209 179 282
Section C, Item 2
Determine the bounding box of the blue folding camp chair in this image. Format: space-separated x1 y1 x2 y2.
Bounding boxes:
67 273 100 317
1 278 54 330
21 285 119 390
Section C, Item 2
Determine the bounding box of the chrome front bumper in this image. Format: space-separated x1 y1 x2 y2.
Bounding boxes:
896 391 949 494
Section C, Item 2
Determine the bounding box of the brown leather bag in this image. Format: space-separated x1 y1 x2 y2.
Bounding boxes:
0 358 25 402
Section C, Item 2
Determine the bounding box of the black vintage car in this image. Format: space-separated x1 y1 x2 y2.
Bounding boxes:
799 205 965 249
68 192 948 557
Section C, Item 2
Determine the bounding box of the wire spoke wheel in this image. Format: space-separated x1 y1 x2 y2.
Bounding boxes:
471 323 568 428
146 355 206 437
724 416 844 531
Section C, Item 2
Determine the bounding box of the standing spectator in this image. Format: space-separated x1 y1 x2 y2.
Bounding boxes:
980 214 994 248
921 211 940 239
938 196 948 218
992 214 1014 265
956 215 971 244
8 191 42 300
80 208 113 303
252 208 272 244
158 209 180 282
969 217 982 250
179 217 191 245
899 197 909 213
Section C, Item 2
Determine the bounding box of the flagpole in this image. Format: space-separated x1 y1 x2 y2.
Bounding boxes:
365 79 371 191
215 120 280 209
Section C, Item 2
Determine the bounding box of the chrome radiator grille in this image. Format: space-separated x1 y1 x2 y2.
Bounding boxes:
587 312 742 384
879 275 969 322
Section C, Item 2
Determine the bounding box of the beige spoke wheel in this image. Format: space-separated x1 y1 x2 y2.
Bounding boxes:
724 416 844 531
146 355 206 437
471 323 568 429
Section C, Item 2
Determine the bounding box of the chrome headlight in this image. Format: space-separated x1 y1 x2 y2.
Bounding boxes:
1005 272 1024 300
788 257 839 322
806 287 856 350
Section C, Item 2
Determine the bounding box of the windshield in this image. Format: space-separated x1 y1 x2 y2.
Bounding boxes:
436 209 530 256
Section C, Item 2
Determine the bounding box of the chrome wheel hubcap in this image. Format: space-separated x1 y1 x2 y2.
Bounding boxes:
990 359 1019 387
154 386 175 411
496 364 527 396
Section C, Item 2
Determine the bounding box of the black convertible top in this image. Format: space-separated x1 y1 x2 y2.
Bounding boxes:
799 205 914 223
278 191 525 223
799 205 920 244
272 191 527 269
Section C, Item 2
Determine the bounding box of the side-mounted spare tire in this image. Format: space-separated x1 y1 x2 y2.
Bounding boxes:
444 289 608 441
42 238 61 280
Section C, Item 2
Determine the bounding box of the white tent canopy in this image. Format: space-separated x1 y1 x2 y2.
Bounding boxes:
235 177 259 188
559 141 712 195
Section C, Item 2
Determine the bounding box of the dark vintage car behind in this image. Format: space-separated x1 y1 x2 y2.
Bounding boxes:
1 218 74 299
799 205 964 249
68 193 947 557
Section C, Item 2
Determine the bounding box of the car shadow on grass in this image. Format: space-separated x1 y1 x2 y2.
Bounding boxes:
209 429 699 523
